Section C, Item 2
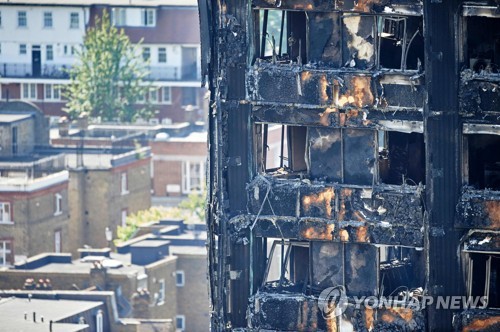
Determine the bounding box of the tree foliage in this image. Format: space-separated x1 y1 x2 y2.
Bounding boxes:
116 190 207 243
64 10 152 122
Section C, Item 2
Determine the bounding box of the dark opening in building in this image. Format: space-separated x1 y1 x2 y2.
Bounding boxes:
378 16 424 70
262 240 309 293
465 16 500 73
257 124 307 175
255 10 307 64
467 253 500 308
379 246 425 297
379 131 426 186
466 134 500 190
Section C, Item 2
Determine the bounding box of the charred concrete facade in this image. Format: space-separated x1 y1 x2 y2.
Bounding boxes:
202 0 500 331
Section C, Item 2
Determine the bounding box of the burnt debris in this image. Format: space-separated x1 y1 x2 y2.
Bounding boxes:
200 0 500 330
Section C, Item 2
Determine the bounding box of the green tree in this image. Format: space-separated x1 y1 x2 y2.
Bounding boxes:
116 190 207 243
64 10 152 122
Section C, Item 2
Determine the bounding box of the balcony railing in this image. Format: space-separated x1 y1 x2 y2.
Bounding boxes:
145 65 201 81
0 63 70 79
0 62 201 82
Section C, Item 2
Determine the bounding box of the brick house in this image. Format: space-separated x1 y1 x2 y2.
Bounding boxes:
0 219 209 330
67 149 152 253
0 102 69 265
0 0 206 124
150 129 207 198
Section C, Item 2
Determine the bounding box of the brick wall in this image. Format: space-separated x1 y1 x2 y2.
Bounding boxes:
175 254 210 331
0 182 70 261
151 141 206 196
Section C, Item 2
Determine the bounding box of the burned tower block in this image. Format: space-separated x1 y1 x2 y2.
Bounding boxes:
200 0 500 330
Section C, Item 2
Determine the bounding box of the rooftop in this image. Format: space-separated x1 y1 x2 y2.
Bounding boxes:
0 297 100 332
0 170 68 193
169 245 207 256
0 113 33 124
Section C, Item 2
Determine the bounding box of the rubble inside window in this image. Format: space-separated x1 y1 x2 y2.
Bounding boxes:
256 123 307 176
464 16 500 74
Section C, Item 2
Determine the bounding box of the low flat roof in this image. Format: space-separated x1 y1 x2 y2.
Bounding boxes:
0 113 32 124
0 297 100 332
130 240 170 248
169 245 207 256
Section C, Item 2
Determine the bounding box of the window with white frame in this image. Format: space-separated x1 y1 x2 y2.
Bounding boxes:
19 44 27 55
0 202 11 223
149 88 159 103
18 11 27 27
158 47 167 63
182 161 204 193
54 230 61 253
0 240 13 266
175 271 185 287
45 84 60 100
43 12 53 28
161 87 171 104
121 209 127 228
142 47 150 61
141 9 155 27
96 310 103 332
54 193 62 215
112 8 127 26
121 172 128 195
158 278 165 304
70 12 79 29
22 83 37 100
175 315 185 331
46 45 54 61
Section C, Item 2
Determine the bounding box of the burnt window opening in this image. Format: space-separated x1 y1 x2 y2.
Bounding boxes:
262 239 310 293
377 16 424 71
308 127 376 186
465 134 500 190
379 246 425 297
466 253 500 308
464 16 500 73
255 10 307 64
257 123 307 176
378 131 426 186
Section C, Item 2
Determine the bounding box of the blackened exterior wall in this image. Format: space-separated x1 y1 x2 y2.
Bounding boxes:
202 0 500 331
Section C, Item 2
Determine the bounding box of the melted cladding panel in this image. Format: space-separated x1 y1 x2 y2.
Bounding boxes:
308 127 343 182
308 12 342 67
343 129 376 185
344 243 378 297
311 242 343 290
342 15 376 70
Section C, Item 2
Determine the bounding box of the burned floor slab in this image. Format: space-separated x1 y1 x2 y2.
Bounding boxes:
457 188 500 230
454 310 500 332
249 291 426 331
246 176 424 246
248 64 425 112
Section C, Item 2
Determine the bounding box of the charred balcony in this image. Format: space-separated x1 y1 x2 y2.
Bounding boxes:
457 127 500 229
251 0 423 14
459 4 500 121
246 240 425 330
